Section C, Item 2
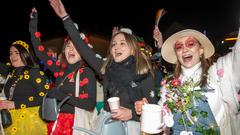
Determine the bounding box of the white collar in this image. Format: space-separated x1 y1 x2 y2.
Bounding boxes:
180 62 202 83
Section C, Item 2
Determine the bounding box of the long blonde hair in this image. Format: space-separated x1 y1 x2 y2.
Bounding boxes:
100 32 153 75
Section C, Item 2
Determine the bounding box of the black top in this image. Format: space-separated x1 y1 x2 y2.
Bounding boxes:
0 63 50 109
62 17 158 121
29 14 96 114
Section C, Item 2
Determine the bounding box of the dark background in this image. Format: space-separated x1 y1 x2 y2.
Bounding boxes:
0 0 239 62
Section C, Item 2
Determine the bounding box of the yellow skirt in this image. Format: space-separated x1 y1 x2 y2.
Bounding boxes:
4 106 47 135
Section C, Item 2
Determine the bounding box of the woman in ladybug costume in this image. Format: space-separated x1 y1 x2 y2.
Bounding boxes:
29 8 96 135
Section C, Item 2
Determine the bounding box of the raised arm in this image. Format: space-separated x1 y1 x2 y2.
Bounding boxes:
29 8 61 73
49 0 103 74
153 25 163 49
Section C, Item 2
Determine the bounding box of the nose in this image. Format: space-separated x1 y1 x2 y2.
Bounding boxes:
182 45 188 52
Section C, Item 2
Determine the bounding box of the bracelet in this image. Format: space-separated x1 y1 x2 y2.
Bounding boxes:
62 14 70 21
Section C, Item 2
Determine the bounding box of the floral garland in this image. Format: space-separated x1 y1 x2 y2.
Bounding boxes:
159 74 219 135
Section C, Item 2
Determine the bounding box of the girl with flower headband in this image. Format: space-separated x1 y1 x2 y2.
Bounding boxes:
136 24 240 134
29 7 97 135
44 0 158 134
0 40 50 135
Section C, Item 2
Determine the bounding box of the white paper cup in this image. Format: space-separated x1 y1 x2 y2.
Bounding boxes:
141 104 162 134
107 97 120 112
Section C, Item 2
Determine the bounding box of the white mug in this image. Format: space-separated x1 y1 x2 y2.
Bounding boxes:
141 104 162 134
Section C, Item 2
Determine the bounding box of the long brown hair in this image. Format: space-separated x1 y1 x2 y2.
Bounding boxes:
100 32 153 75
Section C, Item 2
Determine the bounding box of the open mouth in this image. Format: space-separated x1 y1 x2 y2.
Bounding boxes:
182 55 193 62
67 53 75 59
115 52 122 57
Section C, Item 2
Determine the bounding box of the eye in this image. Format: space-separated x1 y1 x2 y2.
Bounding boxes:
186 41 196 48
174 43 183 50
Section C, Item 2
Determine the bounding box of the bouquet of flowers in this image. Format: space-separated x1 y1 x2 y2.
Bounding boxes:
158 74 219 135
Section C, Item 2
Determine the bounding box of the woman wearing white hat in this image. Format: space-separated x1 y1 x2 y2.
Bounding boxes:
136 26 240 135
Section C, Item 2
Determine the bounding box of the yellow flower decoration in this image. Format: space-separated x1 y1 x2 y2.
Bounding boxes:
36 78 42 84
40 71 44 76
12 40 29 52
34 112 38 117
19 75 23 80
28 96 34 101
44 84 50 90
20 104 26 109
11 127 17 133
24 70 29 75
24 75 30 80
20 114 25 119
39 92 45 97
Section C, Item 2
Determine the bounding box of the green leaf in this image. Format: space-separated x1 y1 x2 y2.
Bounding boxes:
200 111 208 118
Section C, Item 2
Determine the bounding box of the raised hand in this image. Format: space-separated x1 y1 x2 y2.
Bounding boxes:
29 7 38 33
153 26 163 49
49 0 68 19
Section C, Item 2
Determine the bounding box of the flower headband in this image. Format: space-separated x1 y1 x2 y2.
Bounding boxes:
12 40 29 52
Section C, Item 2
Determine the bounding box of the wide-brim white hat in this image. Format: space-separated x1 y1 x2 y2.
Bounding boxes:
161 29 215 64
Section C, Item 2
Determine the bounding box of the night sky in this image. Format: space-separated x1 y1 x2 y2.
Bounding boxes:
0 0 239 62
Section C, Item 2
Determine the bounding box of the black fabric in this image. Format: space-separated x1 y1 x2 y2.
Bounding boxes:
105 56 146 102
0 66 49 109
1 109 12 127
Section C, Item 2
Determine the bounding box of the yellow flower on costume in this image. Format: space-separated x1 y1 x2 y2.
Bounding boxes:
36 78 42 83
20 114 25 119
20 104 26 109
24 75 30 80
33 112 38 117
39 92 45 97
44 84 50 90
24 70 29 75
28 96 34 101
11 127 17 133
19 75 23 80
40 71 44 76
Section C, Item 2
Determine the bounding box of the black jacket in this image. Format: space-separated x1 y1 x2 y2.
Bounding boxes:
0 64 50 109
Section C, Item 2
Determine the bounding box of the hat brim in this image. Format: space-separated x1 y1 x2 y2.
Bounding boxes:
161 29 215 64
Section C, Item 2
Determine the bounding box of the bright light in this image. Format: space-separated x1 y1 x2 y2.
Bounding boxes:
224 38 238 41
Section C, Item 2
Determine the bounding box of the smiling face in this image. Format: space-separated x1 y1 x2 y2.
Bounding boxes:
110 33 133 62
64 40 81 64
175 36 203 68
9 46 25 67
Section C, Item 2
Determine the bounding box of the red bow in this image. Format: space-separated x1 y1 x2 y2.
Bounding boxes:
80 78 89 87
